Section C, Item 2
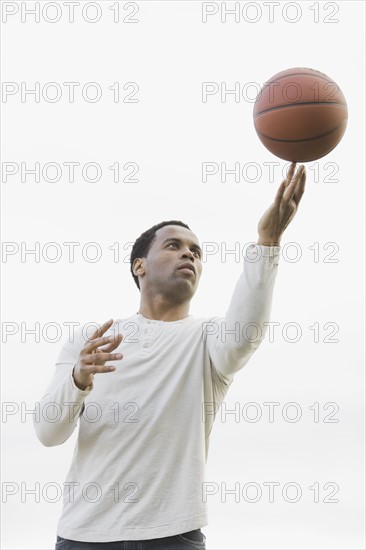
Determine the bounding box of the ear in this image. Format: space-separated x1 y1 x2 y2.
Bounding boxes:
132 258 145 278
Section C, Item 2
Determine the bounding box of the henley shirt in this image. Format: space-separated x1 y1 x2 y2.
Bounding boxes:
34 244 280 542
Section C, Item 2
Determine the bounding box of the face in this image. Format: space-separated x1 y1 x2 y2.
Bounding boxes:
133 225 203 301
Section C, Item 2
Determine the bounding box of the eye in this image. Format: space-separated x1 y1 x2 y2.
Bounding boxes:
168 243 178 249
193 250 201 258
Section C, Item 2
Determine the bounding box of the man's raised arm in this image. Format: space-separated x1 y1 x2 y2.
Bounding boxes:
205 163 306 380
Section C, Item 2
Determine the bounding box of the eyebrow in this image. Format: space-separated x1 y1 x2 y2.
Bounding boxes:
162 238 202 255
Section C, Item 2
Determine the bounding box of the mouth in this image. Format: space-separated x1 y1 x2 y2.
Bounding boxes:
177 263 196 276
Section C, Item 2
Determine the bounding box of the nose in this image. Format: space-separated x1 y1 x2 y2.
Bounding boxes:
181 247 194 261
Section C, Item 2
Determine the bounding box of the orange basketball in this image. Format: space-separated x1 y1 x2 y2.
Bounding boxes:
253 67 348 162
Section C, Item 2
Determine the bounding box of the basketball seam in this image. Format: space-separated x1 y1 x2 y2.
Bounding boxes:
260 71 338 86
254 101 347 117
255 123 346 143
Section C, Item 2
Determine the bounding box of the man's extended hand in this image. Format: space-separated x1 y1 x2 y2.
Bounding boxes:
257 162 306 246
73 319 123 390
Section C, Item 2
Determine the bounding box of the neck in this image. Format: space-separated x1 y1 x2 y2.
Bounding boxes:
137 292 190 322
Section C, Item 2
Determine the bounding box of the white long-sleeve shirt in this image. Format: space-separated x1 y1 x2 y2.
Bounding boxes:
34 244 280 542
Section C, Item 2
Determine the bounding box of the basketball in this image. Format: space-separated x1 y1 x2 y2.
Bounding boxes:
253 67 348 162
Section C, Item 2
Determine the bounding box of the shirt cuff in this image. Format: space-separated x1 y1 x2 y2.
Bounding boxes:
246 243 281 260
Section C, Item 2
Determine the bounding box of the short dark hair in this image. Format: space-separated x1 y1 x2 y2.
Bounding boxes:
130 220 191 290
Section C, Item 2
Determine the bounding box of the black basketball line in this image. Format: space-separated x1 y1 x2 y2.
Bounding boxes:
256 122 346 143
254 101 347 117
259 71 339 90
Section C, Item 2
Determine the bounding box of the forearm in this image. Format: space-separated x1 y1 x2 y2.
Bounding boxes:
207 244 280 377
33 365 92 447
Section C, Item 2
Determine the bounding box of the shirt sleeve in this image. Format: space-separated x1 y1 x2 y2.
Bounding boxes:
33 325 93 447
205 244 280 384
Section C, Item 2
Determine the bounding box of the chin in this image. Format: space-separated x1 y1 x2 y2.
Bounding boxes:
165 283 196 301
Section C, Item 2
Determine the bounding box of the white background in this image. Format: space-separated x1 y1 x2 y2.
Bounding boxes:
1 1 365 549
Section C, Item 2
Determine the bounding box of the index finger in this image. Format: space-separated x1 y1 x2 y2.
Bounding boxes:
87 319 114 342
292 168 306 206
285 162 297 185
283 164 305 202
273 162 297 207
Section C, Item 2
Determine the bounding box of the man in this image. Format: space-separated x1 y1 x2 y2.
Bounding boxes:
34 163 306 550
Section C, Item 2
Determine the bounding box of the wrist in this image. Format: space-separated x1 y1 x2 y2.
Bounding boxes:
257 239 281 246
72 366 90 391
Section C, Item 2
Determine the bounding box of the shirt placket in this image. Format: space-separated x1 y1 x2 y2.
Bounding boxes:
140 319 158 353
